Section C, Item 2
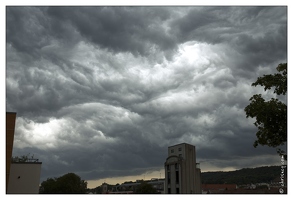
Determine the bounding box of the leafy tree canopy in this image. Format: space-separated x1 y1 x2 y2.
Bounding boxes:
40 173 87 194
135 181 158 194
201 166 286 185
252 63 287 95
244 63 287 149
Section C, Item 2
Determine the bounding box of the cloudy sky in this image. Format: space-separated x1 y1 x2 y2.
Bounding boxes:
6 6 287 188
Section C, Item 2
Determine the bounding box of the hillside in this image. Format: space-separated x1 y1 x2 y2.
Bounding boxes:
201 165 286 185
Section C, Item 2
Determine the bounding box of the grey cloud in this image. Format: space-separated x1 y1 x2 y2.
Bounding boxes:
7 6 287 185
45 7 178 58
171 7 287 77
7 7 54 58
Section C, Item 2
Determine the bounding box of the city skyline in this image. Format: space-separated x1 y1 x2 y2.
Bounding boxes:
6 6 287 189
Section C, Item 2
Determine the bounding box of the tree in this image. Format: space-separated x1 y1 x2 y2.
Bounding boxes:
40 173 87 194
135 181 158 194
40 178 58 193
244 63 287 156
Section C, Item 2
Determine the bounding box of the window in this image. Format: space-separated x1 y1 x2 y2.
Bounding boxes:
179 154 182 158
167 172 170 184
167 165 170 170
171 149 174 153
168 188 171 194
176 171 179 184
178 147 182 151
175 163 178 169
176 188 179 194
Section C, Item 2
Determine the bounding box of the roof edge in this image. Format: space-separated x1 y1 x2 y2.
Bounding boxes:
11 162 42 164
168 142 195 148
6 112 17 114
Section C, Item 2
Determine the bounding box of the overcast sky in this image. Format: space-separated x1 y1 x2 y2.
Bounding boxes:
6 6 287 188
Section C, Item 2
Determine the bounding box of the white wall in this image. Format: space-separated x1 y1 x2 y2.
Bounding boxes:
7 163 42 194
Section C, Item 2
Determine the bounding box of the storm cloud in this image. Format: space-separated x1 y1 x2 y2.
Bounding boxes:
6 6 287 187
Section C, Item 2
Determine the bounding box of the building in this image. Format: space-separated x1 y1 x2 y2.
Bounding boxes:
7 159 42 194
195 163 202 193
202 184 237 194
114 178 164 194
6 112 17 192
148 178 165 193
6 112 42 194
164 143 202 194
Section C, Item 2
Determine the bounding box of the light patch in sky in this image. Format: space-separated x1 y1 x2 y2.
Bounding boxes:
179 42 205 64
86 168 165 189
14 118 63 149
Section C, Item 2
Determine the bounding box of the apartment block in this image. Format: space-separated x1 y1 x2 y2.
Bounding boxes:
7 161 42 194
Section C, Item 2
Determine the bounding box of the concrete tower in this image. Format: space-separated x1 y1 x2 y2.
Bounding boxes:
164 143 201 194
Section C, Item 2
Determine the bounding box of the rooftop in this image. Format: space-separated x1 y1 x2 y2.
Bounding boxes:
168 142 195 148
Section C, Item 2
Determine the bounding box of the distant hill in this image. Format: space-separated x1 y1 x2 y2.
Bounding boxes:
201 165 286 185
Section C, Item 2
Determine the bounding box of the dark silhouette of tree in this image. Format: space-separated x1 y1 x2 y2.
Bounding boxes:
40 178 58 193
201 166 285 185
40 173 87 194
244 63 287 158
135 181 158 194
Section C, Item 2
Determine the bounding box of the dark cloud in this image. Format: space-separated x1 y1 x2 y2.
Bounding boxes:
44 7 177 58
171 7 287 77
6 6 287 186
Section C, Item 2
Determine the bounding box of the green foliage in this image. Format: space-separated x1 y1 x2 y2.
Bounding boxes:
40 173 87 194
135 181 158 194
244 63 287 148
12 153 39 162
245 94 287 147
40 178 58 193
252 63 287 95
12 155 29 162
201 166 285 185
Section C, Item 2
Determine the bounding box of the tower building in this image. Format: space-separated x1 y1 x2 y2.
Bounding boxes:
164 143 201 194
